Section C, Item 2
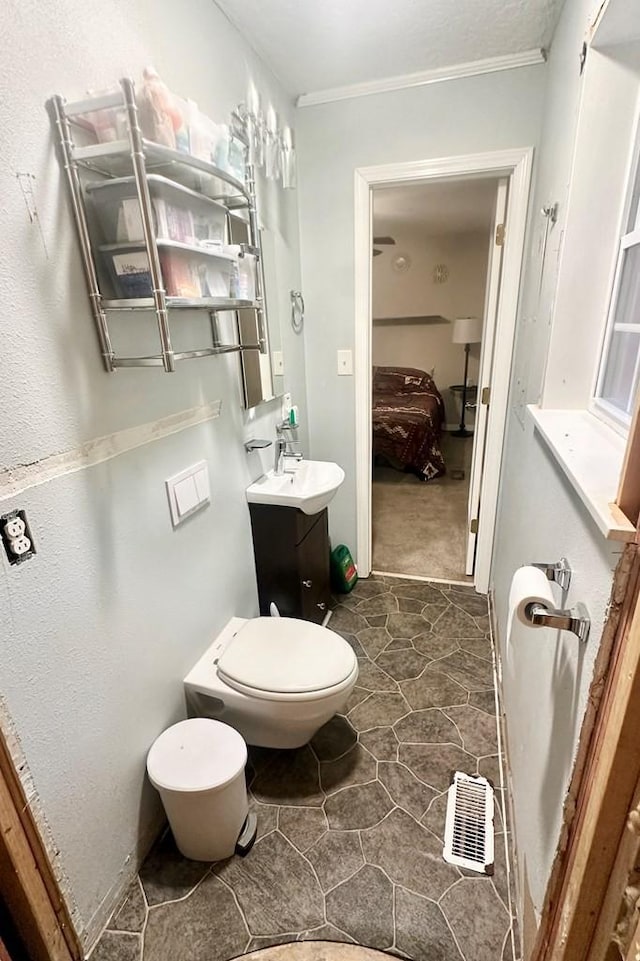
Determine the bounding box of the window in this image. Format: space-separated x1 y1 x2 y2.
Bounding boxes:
594 145 640 432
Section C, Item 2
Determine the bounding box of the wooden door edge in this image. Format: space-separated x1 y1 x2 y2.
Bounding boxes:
588 770 640 959
0 724 82 961
530 542 640 961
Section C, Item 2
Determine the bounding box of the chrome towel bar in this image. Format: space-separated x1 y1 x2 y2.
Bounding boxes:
525 601 590 643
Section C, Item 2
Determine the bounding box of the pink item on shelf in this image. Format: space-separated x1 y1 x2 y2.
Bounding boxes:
137 67 187 150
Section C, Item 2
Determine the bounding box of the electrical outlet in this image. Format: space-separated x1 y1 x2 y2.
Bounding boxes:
4 516 25 540
1 510 36 565
11 534 31 556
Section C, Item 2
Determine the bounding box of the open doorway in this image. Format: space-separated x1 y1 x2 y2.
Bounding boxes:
370 177 502 582
354 148 532 593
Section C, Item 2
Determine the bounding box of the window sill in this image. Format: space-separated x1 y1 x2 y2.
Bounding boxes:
527 405 636 542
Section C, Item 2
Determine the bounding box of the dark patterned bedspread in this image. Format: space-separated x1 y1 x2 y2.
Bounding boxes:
372 366 445 480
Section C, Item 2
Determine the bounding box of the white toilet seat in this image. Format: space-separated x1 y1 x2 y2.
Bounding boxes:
184 616 360 748
217 616 357 701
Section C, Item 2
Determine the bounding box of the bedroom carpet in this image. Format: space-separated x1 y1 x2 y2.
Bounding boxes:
372 433 473 581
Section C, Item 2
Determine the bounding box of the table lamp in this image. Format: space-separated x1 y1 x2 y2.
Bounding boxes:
451 317 483 437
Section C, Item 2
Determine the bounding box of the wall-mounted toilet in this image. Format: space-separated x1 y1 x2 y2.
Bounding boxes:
184 616 358 749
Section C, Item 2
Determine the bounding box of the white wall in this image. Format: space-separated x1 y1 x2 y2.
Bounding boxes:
0 0 304 947
296 65 546 551
491 0 632 943
372 228 489 424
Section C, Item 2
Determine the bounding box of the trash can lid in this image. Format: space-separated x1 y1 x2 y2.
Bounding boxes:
147 718 247 794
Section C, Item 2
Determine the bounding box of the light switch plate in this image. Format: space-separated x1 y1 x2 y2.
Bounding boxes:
166 461 210 527
337 349 353 376
174 476 199 516
272 351 284 375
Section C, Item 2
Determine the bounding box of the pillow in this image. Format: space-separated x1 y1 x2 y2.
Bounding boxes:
373 366 436 394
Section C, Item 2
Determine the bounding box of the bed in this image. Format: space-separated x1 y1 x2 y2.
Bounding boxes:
372 365 446 480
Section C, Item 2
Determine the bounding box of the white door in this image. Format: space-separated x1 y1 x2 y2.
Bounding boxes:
465 178 509 576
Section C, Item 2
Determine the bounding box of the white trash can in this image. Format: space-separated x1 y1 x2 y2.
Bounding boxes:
147 718 249 861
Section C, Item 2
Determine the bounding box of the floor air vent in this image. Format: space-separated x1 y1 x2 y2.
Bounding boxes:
443 771 494 874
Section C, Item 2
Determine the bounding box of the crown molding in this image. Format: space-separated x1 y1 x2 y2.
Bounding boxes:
296 48 546 108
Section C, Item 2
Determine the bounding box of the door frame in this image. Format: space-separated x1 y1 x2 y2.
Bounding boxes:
354 146 533 591
0 725 80 961
465 177 509 576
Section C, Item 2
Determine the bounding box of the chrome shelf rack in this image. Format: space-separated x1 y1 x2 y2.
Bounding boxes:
49 77 267 372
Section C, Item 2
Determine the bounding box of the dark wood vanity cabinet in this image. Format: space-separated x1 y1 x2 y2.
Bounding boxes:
248 504 331 624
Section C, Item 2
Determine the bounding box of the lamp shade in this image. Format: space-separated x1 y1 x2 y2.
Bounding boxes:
451 316 482 344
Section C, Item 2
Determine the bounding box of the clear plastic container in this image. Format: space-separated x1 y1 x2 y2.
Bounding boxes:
225 246 257 301
82 89 128 143
227 134 247 182
85 105 128 143
213 126 247 183
160 244 233 299
86 175 226 247
101 245 153 299
187 101 224 163
100 241 234 301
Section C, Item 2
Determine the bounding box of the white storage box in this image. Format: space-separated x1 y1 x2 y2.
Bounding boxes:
86 175 226 247
147 718 249 861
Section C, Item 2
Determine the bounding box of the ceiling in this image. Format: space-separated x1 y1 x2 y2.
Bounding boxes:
373 178 499 236
214 0 563 97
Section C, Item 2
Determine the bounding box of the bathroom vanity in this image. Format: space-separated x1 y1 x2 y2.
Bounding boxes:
248 504 331 623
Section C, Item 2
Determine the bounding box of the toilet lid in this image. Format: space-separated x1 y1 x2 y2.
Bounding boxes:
147 718 247 793
217 617 357 695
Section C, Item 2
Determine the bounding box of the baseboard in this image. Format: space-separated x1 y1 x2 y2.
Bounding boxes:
372 569 473 587
82 806 166 957
489 591 523 960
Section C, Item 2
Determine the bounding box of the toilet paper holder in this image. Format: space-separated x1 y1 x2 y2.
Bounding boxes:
531 557 572 592
524 601 590 643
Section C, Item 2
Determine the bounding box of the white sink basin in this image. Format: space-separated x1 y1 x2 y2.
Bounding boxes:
246 460 345 515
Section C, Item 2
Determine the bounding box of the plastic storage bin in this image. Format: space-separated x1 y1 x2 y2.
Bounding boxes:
100 241 235 300
100 246 152 299
84 92 128 143
227 247 257 301
212 125 247 183
147 718 249 861
86 175 226 247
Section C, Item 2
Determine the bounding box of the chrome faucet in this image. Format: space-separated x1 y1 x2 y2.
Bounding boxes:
274 421 303 475
274 436 288 475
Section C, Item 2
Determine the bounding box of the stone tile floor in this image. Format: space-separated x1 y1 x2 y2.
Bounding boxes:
94 576 518 961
